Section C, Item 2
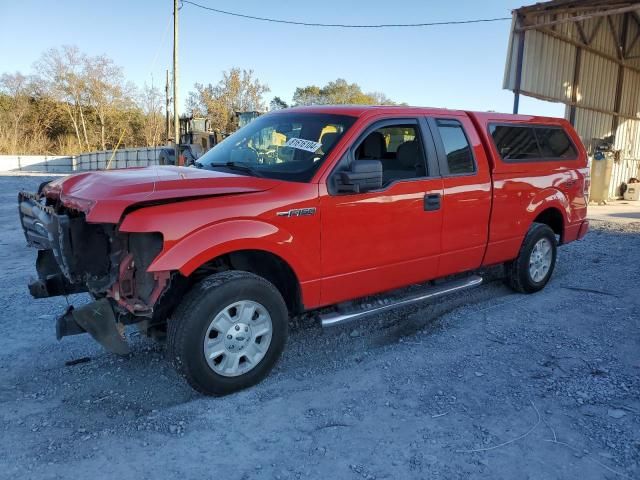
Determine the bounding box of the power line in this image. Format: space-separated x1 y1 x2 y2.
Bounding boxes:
148 13 172 78
180 0 511 28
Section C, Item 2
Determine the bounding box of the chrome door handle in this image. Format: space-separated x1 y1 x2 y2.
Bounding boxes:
424 193 441 211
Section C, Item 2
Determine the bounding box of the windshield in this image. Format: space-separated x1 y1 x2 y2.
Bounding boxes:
196 112 356 182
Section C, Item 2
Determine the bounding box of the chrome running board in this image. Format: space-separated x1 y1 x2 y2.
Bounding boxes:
320 275 483 328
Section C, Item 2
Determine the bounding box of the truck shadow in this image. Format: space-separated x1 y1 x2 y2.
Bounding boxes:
607 212 640 220
8 275 512 424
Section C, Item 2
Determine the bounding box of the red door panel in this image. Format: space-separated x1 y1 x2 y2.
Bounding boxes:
319 178 443 306
438 179 492 275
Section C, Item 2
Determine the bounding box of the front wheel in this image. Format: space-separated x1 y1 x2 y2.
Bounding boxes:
167 271 288 395
504 223 558 293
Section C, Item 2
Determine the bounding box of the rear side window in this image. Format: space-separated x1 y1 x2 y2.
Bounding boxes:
436 119 475 174
490 124 577 161
536 128 577 159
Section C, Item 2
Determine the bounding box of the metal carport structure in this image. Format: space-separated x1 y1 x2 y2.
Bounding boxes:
504 0 640 202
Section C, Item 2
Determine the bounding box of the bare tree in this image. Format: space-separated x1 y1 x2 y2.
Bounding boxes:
85 55 132 150
0 72 33 152
35 46 90 151
139 83 164 147
1 46 179 154
1 50 394 156
369 91 398 105
187 68 269 133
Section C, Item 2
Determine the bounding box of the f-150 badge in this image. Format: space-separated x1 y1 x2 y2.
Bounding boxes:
276 208 316 217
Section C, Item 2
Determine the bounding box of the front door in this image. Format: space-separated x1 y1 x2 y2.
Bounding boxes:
319 118 444 306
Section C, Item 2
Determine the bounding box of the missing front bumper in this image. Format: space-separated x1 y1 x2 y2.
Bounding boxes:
56 299 130 355
19 191 117 295
20 190 172 338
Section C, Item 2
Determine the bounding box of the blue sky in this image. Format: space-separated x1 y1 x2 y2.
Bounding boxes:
0 0 564 117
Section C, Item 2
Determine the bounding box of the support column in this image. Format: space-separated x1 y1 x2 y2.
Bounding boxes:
513 15 526 114
569 47 582 126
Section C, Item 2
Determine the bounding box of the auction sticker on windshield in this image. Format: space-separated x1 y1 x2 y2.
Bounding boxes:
284 138 323 153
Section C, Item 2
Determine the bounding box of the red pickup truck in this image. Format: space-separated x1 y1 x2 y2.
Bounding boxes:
19 106 589 395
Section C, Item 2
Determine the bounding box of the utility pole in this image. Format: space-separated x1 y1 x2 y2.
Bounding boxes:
173 0 180 161
165 69 170 144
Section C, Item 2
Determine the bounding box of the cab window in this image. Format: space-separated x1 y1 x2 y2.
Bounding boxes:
355 123 428 186
436 119 475 175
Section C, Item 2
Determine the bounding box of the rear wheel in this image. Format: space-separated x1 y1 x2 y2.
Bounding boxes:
167 271 288 395
505 223 557 293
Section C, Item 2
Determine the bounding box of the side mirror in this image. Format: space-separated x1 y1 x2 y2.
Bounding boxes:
338 160 382 193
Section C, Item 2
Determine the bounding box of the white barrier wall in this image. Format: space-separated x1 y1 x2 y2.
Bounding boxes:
0 155 75 173
0 147 164 173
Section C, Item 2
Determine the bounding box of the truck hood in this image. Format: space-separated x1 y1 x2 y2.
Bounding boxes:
44 166 280 223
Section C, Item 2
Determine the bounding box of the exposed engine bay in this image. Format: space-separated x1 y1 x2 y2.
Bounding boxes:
18 186 173 354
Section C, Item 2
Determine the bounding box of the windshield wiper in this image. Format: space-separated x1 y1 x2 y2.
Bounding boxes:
211 161 263 177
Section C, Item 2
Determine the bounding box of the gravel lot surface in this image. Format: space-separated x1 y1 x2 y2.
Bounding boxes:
1 175 639 480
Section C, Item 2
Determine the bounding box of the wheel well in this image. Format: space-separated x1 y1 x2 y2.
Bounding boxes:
192 250 302 315
534 208 564 243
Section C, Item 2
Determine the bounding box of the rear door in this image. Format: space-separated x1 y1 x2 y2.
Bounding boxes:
319 116 444 306
425 115 492 276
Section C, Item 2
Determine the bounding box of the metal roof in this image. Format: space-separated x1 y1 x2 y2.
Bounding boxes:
505 1 640 116
504 1 640 200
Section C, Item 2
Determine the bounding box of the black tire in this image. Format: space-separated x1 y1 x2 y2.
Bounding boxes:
167 271 288 395
504 222 558 294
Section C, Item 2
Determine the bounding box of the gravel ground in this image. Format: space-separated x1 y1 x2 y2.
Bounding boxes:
1 175 639 480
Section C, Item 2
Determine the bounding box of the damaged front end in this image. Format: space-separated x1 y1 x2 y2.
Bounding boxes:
18 188 172 355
